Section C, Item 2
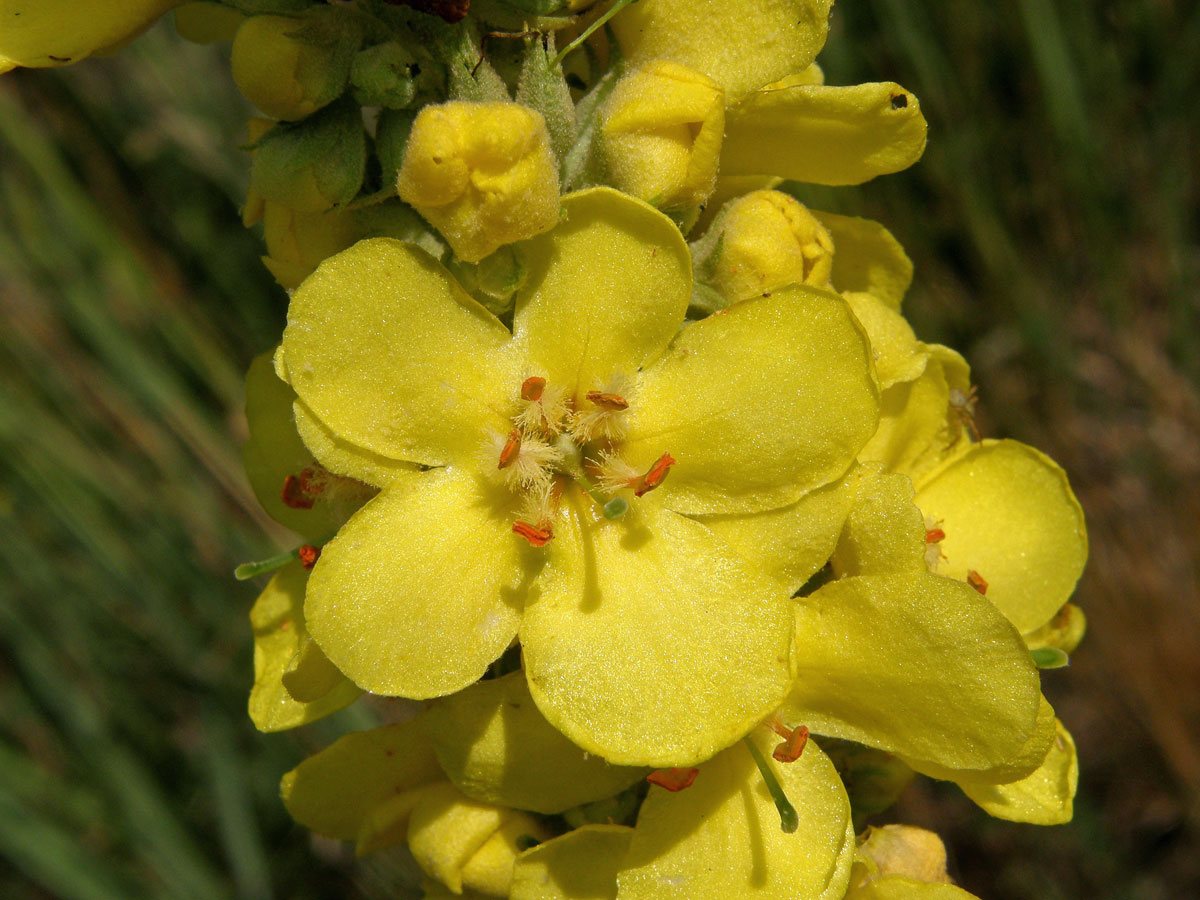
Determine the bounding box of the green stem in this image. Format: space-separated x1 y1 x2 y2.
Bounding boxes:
550 0 641 68
744 737 799 834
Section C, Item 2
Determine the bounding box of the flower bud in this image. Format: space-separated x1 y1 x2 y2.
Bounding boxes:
692 190 834 305
853 824 952 885
260 203 364 290
0 0 175 71
231 12 357 121
350 41 440 109
396 101 561 262
600 60 724 213
249 99 366 212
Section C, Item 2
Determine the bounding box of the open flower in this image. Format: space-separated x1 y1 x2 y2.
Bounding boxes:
277 187 879 766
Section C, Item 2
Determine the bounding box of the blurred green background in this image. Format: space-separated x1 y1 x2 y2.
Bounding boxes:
1 2 1196 897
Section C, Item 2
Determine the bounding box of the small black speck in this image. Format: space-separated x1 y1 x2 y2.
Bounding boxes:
890 94 908 109
410 63 421 76
49 55 72 62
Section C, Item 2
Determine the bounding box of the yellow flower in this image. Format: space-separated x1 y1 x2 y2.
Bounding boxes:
0 0 176 72
277 187 879 766
397 101 562 262
846 825 983 900
608 0 928 191
600 60 725 212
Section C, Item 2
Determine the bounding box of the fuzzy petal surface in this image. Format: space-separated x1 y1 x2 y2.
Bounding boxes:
293 399 417 490
849 878 980 900
724 82 927 185
914 439 1088 633
511 825 634 900
610 0 832 102
615 734 854 900
624 285 877 515
700 470 857 595
511 189 691 397
281 717 443 841
425 671 648 814
959 718 1077 824
522 496 793 767
248 561 360 732
305 468 526 698
282 238 514 467
787 573 1044 775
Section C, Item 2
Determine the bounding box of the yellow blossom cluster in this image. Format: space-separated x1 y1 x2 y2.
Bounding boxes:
6 1 1088 898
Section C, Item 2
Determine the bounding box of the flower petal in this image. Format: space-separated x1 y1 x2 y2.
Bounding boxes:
248 561 360 732
623 285 878 515
959 718 1077 825
615 734 854 900
848 878 981 900
723 82 927 185
610 0 832 102
522 495 794 767
280 716 443 841
281 238 515 467
305 468 526 698
511 825 634 900
813 211 914 309
293 399 417 490
511 188 691 398
844 292 927 390
914 439 1088 634
425 671 648 815
786 572 1044 776
699 470 857 595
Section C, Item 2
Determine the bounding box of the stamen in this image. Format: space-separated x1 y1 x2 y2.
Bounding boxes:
743 737 799 833
924 528 946 543
298 544 321 570
521 377 546 401
513 520 553 547
646 767 699 792
281 474 315 509
634 453 676 497
772 725 809 763
967 569 989 595
498 429 522 469
585 390 629 411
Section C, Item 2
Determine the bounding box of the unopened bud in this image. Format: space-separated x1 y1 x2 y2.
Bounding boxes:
601 61 725 212
396 101 561 262
0 0 175 71
692 190 835 306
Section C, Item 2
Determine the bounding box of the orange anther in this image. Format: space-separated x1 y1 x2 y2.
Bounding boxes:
635 453 676 497
281 475 315 510
925 528 946 543
521 377 546 401
498 429 522 469
967 569 989 595
647 767 699 792
513 520 553 547
585 390 629 411
773 725 809 763
298 544 321 570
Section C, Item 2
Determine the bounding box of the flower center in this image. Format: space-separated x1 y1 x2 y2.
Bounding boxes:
488 375 675 545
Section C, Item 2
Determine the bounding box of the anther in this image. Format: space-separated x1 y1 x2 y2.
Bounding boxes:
924 528 946 543
281 474 315 510
772 725 809 763
513 520 553 547
647 767 699 792
634 453 676 497
586 390 629 411
521 377 546 402
498 429 523 469
967 569 989 595
298 544 321 570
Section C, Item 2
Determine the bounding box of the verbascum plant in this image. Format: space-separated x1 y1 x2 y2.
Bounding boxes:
7 1 1089 898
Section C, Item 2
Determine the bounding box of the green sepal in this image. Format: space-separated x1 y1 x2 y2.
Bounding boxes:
283 6 364 109
252 96 367 207
560 58 623 190
445 19 511 102
350 41 423 108
447 245 529 319
515 35 578 163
